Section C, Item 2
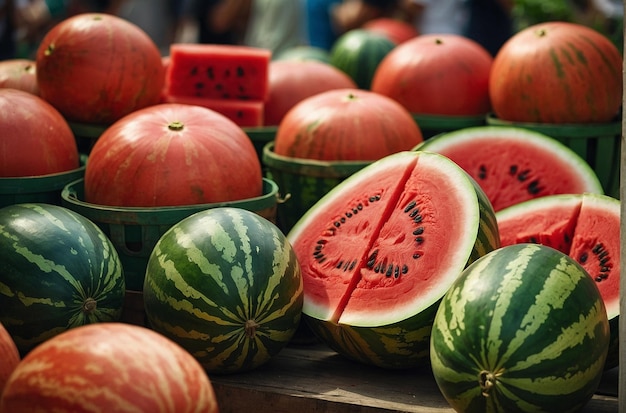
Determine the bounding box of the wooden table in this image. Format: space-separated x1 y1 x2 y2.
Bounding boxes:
210 343 618 413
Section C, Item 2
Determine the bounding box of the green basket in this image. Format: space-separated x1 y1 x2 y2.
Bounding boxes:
61 177 279 291
412 113 486 140
262 142 371 234
0 157 86 208
486 114 621 198
244 126 278 168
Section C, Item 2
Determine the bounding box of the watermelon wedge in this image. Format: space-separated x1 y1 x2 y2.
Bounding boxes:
415 126 604 211
496 193 620 369
288 151 499 368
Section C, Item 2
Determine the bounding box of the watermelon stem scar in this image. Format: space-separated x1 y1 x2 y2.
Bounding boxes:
479 370 496 397
82 297 97 314
244 319 260 338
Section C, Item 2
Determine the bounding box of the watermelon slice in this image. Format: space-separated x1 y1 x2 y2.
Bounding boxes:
288 151 499 368
496 193 620 369
162 95 264 127
167 43 271 100
415 126 604 211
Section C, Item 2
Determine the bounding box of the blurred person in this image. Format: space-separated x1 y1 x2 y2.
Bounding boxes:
463 0 513 56
305 0 341 50
243 0 305 56
177 0 251 45
402 0 467 35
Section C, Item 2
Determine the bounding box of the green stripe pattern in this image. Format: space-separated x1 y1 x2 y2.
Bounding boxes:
143 207 303 374
431 243 609 413
0 203 125 355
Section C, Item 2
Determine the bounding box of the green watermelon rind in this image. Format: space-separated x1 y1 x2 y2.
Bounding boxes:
497 192 620 370
430 243 610 413
0 203 125 355
289 151 499 368
329 29 396 90
415 125 605 197
143 207 303 374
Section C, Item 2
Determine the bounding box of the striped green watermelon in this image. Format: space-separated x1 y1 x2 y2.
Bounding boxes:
330 29 396 89
0 203 125 356
414 126 604 211
143 207 303 374
431 243 610 413
496 193 620 370
288 151 499 369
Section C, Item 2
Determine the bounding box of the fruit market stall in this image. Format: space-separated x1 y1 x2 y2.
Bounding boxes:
209 343 619 413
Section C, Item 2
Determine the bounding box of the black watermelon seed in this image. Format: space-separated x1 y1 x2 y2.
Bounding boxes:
527 180 542 195
509 165 518 175
394 266 400 278
319 257 326 263
600 272 609 279
593 243 604 254
579 252 588 263
517 169 530 182
236 66 245 77
357 203 364 210
315 245 322 251
369 196 377 202
413 227 424 235
595 276 603 282
374 263 381 273
409 209 419 218
334 221 341 228
349 260 357 270
529 236 538 243
340 217 346 223
336 261 343 269
317 239 326 244
598 250 608 259
352 208 359 214
413 253 421 259
564 233 570 243
415 237 424 244
190 66 198 76
402 264 408 274
600 257 609 265
600 266 610 272
346 212 352 218
195 82 204 90
404 201 417 213
385 265 393 277
414 216 423 223
313 250 321 257
206 67 213 78
343 261 350 271
478 164 487 180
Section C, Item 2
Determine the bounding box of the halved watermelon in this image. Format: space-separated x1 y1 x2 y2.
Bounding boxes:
496 193 619 369
288 151 499 368
414 126 604 211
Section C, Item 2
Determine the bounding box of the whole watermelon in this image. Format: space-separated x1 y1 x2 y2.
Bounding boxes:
430 243 610 413
0 203 125 355
143 207 303 374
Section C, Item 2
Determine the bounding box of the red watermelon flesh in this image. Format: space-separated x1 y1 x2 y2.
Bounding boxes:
289 151 496 327
415 126 604 211
163 95 264 127
496 193 620 367
167 43 271 100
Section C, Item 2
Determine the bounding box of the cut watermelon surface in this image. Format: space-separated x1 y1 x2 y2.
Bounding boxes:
287 151 499 367
163 95 264 127
415 126 604 211
496 192 620 368
167 43 271 100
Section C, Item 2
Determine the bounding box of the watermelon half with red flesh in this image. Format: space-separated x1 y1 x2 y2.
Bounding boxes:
496 192 620 370
415 126 604 211
288 151 500 368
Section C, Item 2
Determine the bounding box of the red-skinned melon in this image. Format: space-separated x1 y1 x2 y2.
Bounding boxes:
273 88 422 161
362 17 419 44
371 34 493 116
0 89 79 177
264 60 357 126
0 59 39 95
489 21 622 124
0 322 19 397
84 103 262 207
496 193 620 369
0 323 219 412
36 13 165 125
